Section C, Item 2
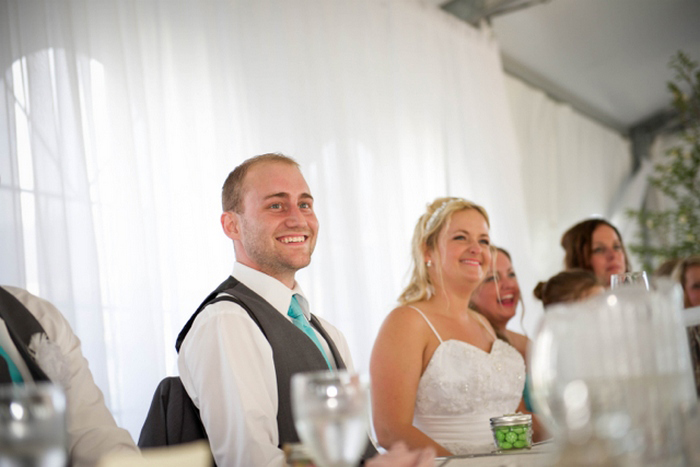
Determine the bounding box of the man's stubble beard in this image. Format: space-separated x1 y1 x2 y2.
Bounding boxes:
239 217 315 278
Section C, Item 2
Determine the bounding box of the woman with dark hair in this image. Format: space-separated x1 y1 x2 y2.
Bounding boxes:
560 218 630 287
370 197 532 456
533 269 604 308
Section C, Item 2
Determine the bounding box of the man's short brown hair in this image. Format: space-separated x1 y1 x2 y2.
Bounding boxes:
221 153 300 213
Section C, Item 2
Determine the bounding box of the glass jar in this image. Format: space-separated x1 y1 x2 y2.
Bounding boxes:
490 413 532 452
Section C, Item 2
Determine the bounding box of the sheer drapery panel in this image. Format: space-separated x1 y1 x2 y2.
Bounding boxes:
1 0 633 438
505 75 632 330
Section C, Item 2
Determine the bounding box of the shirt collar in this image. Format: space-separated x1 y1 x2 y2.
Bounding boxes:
232 262 310 319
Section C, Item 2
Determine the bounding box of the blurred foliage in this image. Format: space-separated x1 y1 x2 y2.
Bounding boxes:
627 51 700 271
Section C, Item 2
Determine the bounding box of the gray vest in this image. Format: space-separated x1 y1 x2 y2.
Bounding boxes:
176 276 348 446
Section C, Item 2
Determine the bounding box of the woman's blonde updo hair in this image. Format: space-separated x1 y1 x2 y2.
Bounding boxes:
398 197 490 305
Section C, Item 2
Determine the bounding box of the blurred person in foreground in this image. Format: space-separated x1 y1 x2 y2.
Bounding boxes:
560 218 630 287
0 286 139 466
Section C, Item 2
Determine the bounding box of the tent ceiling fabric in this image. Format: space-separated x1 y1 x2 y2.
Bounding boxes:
438 0 700 133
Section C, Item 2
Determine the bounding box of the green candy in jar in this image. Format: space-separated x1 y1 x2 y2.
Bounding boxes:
489 414 533 452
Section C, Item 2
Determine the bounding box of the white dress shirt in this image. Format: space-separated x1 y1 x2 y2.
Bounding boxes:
178 263 354 467
2 286 139 467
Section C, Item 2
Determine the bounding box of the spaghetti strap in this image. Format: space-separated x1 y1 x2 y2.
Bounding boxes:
473 311 497 341
408 305 443 343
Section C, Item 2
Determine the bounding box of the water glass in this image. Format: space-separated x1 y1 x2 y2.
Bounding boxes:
291 370 369 467
529 278 696 466
610 271 649 290
0 383 68 467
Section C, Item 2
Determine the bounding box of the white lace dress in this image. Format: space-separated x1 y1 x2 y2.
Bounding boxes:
410 306 525 455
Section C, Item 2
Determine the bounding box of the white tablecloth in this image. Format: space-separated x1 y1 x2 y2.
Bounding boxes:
435 443 555 467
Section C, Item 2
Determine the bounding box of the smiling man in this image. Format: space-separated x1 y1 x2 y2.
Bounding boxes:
175 154 359 466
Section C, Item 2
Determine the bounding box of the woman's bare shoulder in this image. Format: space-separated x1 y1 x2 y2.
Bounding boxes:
505 330 531 356
379 303 434 336
372 304 434 366
506 330 530 344
385 303 425 323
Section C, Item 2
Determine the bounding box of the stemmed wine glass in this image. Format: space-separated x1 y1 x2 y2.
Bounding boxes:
291 370 369 467
0 383 68 467
610 271 649 290
529 278 696 465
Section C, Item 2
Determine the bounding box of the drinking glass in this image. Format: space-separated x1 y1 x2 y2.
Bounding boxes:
0 383 68 467
529 278 696 466
291 370 369 467
610 271 649 290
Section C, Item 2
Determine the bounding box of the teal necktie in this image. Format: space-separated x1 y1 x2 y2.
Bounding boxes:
0 345 24 383
287 295 332 369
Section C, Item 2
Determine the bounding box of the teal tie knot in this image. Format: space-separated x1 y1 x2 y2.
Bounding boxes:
287 296 304 320
288 295 332 370
0 345 24 383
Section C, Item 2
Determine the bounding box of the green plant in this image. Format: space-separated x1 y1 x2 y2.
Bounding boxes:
626 51 700 271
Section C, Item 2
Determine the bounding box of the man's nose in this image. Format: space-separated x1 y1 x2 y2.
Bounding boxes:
285 205 307 227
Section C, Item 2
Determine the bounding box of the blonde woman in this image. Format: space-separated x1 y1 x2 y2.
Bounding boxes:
370 198 530 456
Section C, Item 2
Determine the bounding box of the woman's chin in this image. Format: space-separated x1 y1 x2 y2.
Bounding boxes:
483 305 516 323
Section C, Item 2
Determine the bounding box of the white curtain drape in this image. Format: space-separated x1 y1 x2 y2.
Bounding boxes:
1 0 633 438
504 75 633 331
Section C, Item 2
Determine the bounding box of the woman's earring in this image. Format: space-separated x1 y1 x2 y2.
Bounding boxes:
426 260 432 267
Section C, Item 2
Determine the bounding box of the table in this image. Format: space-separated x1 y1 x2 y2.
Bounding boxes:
435 443 555 467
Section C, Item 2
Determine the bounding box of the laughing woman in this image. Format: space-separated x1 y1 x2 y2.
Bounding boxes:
470 247 529 360
470 246 545 417
370 198 529 456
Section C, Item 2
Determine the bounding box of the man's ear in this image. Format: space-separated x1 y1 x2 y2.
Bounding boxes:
221 211 240 240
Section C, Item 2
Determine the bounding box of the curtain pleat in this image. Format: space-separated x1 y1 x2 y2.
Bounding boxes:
0 0 633 437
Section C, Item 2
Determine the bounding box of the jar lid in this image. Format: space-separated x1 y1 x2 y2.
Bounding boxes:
489 413 532 427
